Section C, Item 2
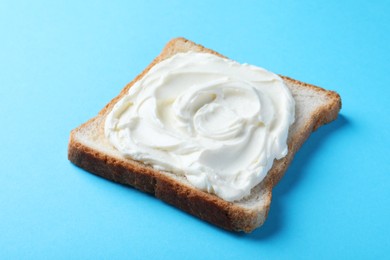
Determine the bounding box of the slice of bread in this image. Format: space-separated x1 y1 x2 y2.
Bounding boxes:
68 38 341 232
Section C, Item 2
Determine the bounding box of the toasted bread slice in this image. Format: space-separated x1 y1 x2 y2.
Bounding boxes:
68 38 341 232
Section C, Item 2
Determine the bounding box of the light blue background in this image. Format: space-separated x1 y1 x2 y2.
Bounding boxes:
1 0 389 258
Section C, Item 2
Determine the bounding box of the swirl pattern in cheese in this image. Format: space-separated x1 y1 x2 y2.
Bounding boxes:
105 52 295 201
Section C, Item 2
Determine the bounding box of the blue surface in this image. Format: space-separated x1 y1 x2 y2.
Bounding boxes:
1 0 389 258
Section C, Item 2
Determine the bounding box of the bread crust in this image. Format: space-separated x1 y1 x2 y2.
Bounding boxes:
68 38 341 232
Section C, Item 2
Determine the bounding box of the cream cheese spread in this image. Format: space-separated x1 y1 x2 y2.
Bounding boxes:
105 52 295 201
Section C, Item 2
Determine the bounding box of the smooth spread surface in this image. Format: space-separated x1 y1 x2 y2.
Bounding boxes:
105 52 295 201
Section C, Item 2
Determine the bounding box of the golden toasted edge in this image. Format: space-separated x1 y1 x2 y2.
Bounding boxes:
68 37 341 232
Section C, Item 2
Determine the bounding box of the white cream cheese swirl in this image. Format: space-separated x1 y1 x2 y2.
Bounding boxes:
105 52 295 202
